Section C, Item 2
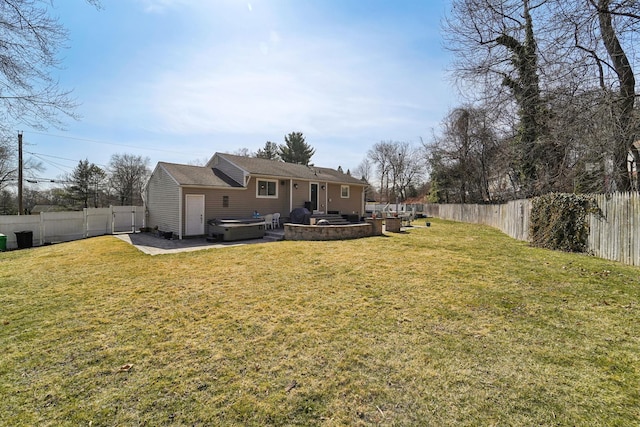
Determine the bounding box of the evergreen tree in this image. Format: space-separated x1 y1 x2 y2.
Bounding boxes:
256 141 280 160
279 132 315 165
69 159 105 209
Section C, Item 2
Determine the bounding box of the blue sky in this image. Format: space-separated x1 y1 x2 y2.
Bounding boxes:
21 0 457 183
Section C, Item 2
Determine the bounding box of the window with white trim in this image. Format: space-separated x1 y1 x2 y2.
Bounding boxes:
257 179 278 198
341 185 350 198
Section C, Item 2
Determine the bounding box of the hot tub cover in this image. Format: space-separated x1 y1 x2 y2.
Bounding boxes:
207 218 265 226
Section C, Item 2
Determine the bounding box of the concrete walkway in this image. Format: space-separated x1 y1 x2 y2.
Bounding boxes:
114 231 283 255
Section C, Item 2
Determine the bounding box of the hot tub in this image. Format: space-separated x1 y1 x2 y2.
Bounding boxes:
207 218 266 242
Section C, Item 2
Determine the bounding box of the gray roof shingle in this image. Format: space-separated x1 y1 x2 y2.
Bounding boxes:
158 154 365 188
159 162 242 187
218 153 364 185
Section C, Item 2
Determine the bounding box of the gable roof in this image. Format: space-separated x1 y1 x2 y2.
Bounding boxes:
217 153 365 185
158 162 242 188
156 154 366 188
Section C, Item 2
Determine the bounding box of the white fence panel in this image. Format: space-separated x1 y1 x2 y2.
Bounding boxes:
0 216 41 249
86 208 112 237
42 211 85 243
0 206 144 250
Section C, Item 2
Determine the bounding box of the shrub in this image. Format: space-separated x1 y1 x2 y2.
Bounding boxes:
530 193 602 252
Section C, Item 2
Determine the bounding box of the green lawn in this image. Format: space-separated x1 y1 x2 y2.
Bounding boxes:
1 219 639 426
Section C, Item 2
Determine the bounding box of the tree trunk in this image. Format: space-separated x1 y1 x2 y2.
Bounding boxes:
496 0 545 196
598 0 636 191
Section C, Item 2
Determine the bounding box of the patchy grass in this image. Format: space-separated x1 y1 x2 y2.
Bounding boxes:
1 219 639 426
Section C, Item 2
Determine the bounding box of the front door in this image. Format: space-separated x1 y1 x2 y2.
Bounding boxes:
310 183 319 212
185 194 205 235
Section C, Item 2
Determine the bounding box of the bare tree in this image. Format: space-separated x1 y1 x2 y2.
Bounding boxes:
187 157 209 166
0 0 101 136
540 0 640 191
0 188 16 214
444 0 559 197
108 154 150 206
354 158 376 201
232 147 253 157
367 141 424 204
426 106 506 203
354 158 372 182
444 0 640 194
0 137 15 190
387 141 424 203
367 141 393 202
593 0 638 190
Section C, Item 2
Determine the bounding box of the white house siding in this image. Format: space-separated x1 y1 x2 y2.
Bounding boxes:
209 155 246 186
146 165 180 234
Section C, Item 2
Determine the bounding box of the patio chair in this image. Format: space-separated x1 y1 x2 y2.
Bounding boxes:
272 212 281 228
402 211 415 227
263 214 273 230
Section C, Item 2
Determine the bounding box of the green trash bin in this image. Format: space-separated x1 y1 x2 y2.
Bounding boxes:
0 233 6 251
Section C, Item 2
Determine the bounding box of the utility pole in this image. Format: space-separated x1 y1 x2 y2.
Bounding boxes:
18 131 23 215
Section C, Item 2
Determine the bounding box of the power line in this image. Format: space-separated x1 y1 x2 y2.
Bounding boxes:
32 177 72 184
29 153 75 174
6 177 72 184
25 151 109 169
25 151 84 163
24 130 200 155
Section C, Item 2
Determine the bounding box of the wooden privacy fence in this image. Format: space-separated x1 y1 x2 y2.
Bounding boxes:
425 199 532 242
0 206 144 250
427 192 640 267
588 193 640 266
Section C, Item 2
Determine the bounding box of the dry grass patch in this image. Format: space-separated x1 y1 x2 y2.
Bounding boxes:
1 219 639 426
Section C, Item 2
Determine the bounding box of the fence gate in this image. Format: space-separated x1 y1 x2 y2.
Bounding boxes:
112 206 143 233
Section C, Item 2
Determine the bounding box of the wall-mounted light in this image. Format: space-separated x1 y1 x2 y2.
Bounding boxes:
293 183 298 189
321 185 326 190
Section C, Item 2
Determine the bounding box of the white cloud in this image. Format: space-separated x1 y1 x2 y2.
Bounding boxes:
132 29 435 141
135 0 185 13
134 0 222 13
82 0 451 158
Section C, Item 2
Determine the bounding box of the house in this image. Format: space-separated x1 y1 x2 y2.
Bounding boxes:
144 152 367 239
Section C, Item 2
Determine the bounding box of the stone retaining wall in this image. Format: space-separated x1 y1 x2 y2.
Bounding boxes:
285 219 383 241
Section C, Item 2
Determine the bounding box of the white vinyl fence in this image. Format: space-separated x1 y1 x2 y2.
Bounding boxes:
428 192 640 267
0 206 144 250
